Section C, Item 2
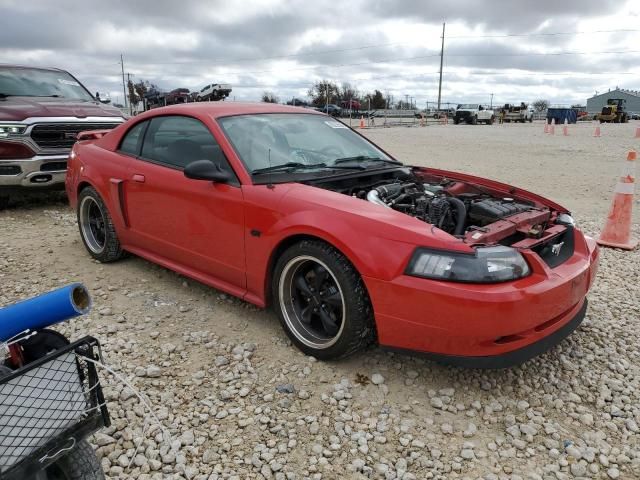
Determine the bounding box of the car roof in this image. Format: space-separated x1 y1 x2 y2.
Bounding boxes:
135 102 325 120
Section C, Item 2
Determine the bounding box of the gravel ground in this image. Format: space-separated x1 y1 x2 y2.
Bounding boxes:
1 121 639 480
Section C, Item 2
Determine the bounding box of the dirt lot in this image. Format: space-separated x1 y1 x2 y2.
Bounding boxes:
1 121 639 480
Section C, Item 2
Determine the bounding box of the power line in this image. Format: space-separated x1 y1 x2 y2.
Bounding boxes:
135 28 640 66
155 49 640 77
447 28 640 39
223 68 639 89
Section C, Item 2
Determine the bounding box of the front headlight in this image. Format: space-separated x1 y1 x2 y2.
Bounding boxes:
406 246 530 283
0 124 27 137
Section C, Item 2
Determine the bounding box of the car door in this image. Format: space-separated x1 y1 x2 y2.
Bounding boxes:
124 115 246 290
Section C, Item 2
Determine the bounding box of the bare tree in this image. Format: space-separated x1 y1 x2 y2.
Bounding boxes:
308 80 339 107
127 80 139 110
532 99 549 112
133 81 149 104
261 91 279 103
339 82 359 102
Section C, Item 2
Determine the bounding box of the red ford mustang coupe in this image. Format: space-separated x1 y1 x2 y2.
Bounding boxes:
65 103 599 367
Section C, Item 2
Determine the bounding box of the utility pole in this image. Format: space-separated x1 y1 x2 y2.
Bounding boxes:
120 54 128 113
437 22 445 111
126 73 134 116
490 93 494 109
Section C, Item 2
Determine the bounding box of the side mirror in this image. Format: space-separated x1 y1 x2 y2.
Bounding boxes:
184 160 231 183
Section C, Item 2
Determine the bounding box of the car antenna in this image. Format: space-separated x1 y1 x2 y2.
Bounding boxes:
267 148 275 189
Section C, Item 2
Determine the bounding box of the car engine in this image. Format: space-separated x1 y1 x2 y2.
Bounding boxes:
310 175 536 236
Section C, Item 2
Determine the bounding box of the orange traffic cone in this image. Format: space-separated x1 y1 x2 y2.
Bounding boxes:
597 150 638 250
562 118 568 136
359 116 365 129
544 122 549 134
550 118 555 135
635 126 640 138
594 126 601 137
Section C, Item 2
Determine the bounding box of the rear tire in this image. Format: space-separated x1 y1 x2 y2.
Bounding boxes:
488 116 495 125
77 187 124 263
471 116 477 125
272 240 375 360
0 195 9 210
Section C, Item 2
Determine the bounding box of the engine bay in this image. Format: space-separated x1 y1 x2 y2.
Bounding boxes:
306 168 559 245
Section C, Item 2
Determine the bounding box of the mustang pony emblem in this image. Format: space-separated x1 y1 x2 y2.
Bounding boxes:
551 241 565 256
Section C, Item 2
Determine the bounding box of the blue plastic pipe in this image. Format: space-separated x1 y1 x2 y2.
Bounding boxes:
0 283 92 342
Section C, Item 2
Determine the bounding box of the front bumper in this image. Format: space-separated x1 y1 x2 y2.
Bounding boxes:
364 232 599 367
0 155 68 190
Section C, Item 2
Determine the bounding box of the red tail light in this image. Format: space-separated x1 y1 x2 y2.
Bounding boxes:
0 141 35 160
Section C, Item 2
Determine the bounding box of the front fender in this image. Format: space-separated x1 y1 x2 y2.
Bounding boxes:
242 183 470 306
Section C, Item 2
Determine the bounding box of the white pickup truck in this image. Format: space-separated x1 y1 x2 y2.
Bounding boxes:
501 103 534 123
453 104 495 125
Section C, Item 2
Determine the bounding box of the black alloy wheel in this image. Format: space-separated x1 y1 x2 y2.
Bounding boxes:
273 240 375 359
77 187 124 262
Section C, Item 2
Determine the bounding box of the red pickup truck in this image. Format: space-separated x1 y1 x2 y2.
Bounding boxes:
0 65 125 207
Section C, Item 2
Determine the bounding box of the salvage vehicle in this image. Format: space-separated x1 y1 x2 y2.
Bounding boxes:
0 65 125 208
197 83 232 102
454 104 495 125
66 103 599 368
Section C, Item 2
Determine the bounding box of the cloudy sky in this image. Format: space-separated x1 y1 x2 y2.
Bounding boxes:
1 0 639 107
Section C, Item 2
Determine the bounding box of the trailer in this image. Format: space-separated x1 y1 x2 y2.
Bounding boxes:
546 107 578 124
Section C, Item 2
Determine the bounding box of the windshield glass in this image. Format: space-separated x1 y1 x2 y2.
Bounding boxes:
0 67 94 100
457 104 477 109
218 113 394 173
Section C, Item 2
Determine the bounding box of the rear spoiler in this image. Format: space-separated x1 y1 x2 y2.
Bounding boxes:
76 129 112 141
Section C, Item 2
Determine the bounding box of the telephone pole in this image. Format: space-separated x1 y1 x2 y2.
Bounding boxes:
126 73 134 116
120 54 128 113
437 22 445 111
490 93 494 109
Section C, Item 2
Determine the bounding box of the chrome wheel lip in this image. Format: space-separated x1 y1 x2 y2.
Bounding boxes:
79 196 106 254
278 255 346 350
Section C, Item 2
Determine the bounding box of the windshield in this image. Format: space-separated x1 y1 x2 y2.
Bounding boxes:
218 113 394 173
457 104 478 109
0 67 94 100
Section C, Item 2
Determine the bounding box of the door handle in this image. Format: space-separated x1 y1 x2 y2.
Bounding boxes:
132 174 145 183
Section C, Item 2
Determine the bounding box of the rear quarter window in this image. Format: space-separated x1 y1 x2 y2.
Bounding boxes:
118 121 148 156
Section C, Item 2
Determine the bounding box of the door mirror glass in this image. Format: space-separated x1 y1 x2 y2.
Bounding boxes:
184 160 230 183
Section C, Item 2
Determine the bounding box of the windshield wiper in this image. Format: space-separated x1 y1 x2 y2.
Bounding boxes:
334 156 403 166
252 162 365 175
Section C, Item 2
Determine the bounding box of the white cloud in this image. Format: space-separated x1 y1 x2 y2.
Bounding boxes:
1 0 638 107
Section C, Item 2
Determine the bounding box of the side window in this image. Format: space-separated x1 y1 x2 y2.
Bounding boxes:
118 121 147 156
140 116 237 179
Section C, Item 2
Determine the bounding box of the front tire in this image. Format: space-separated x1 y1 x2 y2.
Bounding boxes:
471 116 477 125
272 240 375 360
77 187 124 263
0 195 9 210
